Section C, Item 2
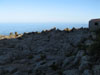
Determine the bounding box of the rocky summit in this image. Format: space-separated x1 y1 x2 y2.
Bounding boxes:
0 28 100 75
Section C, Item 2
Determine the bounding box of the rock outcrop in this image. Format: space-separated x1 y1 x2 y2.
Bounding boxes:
0 28 99 75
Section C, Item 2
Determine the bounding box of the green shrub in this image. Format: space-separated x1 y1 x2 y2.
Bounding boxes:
88 29 100 56
77 42 88 50
15 32 18 36
28 55 33 59
64 28 70 31
88 41 100 56
9 32 13 36
40 54 46 60
50 62 59 71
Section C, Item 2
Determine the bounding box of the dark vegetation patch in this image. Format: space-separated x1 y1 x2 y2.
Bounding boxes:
88 29 100 59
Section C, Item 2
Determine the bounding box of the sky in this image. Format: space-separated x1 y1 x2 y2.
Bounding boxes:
0 0 100 24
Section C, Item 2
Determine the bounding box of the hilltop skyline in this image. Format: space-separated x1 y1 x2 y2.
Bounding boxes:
0 0 100 23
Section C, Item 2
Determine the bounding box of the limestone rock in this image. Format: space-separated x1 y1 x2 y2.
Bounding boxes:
63 69 80 75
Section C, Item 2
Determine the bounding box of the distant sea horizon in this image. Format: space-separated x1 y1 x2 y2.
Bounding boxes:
0 23 88 35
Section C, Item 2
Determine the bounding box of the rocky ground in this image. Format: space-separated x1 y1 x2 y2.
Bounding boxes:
0 28 99 75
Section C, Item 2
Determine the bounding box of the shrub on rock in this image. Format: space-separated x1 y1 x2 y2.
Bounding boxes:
9 32 13 36
15 32 18 36
88 29 100 58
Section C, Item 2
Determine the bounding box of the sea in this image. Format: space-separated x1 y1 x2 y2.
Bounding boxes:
0 23 88 35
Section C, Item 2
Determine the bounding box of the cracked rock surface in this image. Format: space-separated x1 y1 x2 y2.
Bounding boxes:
0 28 99 75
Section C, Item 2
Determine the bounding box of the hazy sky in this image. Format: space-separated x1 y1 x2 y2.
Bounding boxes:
0 0 100 23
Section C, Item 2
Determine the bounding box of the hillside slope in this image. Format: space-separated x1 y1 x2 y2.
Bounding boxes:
0 28 99 75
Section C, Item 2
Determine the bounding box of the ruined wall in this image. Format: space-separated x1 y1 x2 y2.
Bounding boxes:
89 19 100 31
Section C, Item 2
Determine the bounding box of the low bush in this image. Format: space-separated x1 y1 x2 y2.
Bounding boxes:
88 29 100 57
9 32 13 36
15 32 18 36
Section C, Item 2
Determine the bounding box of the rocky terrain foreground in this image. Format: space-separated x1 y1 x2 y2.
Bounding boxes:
0 28 100 75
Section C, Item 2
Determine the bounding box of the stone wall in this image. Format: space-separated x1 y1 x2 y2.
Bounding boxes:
89 19 100 31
